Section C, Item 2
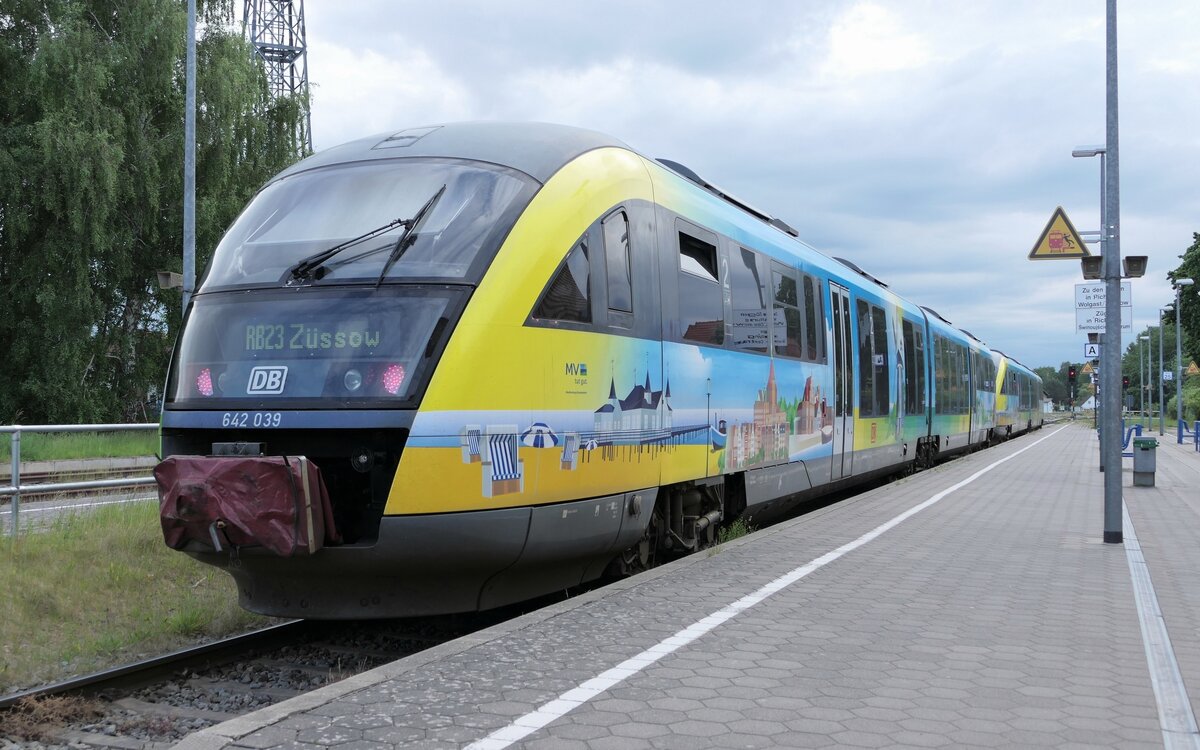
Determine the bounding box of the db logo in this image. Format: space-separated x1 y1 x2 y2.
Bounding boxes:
247 366 288 395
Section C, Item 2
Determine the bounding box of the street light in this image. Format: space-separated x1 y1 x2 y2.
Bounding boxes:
1173 278 1195 441
1139 334 1149 428
1075 144 1109 475
1073 145 1107 281
1159 308 1170 435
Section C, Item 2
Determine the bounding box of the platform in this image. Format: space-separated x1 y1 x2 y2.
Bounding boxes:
176 423 1200 750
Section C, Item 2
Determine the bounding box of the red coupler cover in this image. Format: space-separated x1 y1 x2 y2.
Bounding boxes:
155 455 340 556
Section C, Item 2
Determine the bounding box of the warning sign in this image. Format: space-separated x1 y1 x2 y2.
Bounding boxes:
1187 361 1200 377
1081 361 1095 374
1029 207 1092 260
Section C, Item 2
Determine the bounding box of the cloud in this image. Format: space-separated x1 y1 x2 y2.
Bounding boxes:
306 41 473 148
820 3 934 80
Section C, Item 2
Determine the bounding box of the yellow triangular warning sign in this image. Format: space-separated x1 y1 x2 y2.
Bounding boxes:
1028 206 1092 260
1187 360 1200 377
1081 362 1094 374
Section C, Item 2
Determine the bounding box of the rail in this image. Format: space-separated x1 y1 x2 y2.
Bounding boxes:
1 423 158 536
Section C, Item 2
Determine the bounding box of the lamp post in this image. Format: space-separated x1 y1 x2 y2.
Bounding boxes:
183 0 196 316
1139 335 1149 428
1174 278 1195 441
1159 310 1168 435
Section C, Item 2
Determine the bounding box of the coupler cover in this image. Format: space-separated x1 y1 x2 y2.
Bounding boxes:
155 455 341 556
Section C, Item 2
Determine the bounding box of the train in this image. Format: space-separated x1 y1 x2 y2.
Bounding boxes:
157 122 1043 619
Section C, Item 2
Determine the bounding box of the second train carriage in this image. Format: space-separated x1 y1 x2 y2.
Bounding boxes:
159 122 1042 618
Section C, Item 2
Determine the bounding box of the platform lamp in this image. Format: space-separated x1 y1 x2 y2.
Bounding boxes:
1139 334 1150 428
1159 307 1171 435
1173 278 1195 441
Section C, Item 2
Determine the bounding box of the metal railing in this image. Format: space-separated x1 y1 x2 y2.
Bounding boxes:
2 423 158 536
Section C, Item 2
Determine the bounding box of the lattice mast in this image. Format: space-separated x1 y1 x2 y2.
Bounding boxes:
242 0 312 151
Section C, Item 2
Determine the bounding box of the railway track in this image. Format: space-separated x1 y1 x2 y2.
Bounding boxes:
0 610 525 748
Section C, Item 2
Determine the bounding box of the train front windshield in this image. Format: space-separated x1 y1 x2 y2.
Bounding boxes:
201 158 537 288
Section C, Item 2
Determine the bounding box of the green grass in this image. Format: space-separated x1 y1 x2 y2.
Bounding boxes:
717 518 755 545
0 501 273 693
0 430 159 463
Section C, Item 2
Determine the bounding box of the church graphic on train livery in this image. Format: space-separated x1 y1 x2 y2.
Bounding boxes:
722 363 829 473
593 371 673 437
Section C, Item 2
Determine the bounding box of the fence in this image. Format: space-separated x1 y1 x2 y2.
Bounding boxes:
1 423 158 536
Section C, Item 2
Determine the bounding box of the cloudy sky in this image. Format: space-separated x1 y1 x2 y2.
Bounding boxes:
296 1 1198 370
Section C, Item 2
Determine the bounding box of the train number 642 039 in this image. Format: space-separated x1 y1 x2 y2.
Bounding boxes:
221 411 283 428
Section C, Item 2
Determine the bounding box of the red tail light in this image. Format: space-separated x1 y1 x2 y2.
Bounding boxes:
382 363 406 395
196 368 214 397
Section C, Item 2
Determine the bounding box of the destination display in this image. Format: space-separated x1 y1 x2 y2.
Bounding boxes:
244 321 383 352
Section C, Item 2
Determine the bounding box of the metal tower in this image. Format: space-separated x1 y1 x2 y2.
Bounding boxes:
243 0 312 151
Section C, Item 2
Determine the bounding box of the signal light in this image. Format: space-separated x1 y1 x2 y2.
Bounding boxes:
1068 366 1077 383
1123 375 1130 389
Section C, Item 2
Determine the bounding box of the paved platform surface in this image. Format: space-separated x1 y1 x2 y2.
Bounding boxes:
176 423 1200 750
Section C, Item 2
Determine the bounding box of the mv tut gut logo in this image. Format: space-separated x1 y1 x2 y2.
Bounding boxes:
247 366 288 395
565 362 588 387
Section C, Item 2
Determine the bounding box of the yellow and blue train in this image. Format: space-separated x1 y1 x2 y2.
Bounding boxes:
161 122 1043 618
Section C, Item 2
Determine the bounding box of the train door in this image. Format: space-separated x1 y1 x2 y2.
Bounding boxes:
830 283 854 480
894 312 905 438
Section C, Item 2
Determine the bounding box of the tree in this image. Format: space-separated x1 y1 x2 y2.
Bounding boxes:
1168 232 1200 369
1036 365 1068 409
0 0 308 423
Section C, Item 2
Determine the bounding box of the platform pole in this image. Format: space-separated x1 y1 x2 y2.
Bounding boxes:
1101 0 1123 544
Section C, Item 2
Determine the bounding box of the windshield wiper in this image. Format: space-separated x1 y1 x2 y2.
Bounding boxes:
374 184 446 288
288 217 409 282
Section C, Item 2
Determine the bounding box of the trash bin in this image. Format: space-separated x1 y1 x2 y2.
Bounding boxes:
1132 437 1158 487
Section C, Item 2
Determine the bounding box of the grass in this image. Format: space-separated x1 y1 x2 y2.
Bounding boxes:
0 501 273 693
717 518 755 545
0 429 159 464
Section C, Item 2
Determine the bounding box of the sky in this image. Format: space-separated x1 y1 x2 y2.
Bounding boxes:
294 1 1199 370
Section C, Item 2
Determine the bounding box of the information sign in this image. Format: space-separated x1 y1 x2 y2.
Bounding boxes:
1074 282 1133 333
1075 282 1131 308
1075 306 1132 333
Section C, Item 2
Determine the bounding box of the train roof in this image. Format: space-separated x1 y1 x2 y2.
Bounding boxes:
274 122 630 185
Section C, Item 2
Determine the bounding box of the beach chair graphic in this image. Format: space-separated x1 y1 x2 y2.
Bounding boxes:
482 425 523 497
560 432 580 471
461 425 483 464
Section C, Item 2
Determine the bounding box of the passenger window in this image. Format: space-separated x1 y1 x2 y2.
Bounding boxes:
872 307 888 416
772 269 802 358
678 229 723 345
730 248 768 353
603 210 632 314
803 275 824 362
903 319 925 414
533 235 590 323
857 301 875 415
857 301 889 417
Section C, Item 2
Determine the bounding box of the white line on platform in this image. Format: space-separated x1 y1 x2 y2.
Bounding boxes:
465 426 1070 750
1122 506 1200 750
